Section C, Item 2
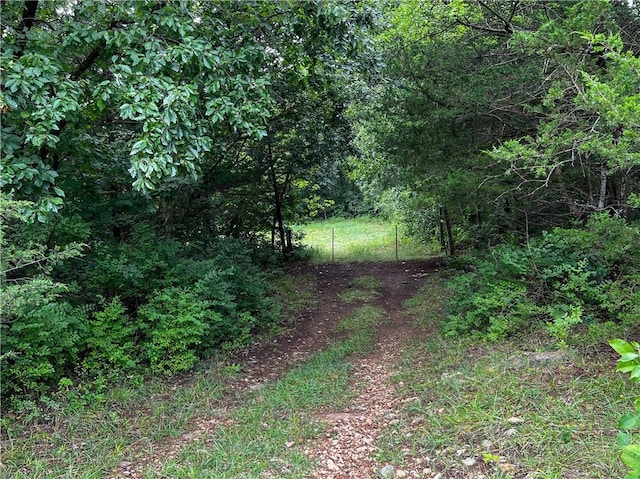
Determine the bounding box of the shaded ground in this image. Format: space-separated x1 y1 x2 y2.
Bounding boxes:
110 259 443 479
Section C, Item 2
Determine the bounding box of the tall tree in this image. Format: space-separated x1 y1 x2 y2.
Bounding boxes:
1 0 371 243
349 0 640 247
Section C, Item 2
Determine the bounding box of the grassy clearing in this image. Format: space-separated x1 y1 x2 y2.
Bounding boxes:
375 275 634 478
293 217 438 263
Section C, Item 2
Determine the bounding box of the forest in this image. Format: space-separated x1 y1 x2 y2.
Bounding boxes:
2 0 640 476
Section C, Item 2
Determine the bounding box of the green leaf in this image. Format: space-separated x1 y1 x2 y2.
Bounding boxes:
619 363 638 373
620 413 640 430
621 353 640 362
612 339 637 356
619 431 633 446
622 444 640 471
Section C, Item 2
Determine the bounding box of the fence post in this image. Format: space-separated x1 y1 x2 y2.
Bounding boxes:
331 228 335 262
395 224 399 261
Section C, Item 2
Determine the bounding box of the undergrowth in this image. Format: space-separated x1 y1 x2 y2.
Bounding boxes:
444 214 640 345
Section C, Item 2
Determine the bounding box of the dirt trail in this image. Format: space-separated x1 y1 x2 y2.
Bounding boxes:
110 259 442 479
304 260 440 479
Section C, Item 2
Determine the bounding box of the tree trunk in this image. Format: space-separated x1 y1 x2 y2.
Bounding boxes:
439 206 455 256
15 1 39 60
597 162 608 211
267 144 292 257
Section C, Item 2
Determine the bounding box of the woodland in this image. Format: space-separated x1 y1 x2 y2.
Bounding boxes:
2 1 640 470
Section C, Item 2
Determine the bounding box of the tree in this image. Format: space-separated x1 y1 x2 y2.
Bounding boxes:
349 0 640 248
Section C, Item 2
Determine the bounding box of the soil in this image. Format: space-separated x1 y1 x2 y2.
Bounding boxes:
110 258 444 479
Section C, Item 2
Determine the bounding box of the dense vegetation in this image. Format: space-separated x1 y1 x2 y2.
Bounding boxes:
1 0 374 411
2 2 640 470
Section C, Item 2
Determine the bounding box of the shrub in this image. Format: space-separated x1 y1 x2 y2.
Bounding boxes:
1 300 87 401
83 224 181 305
81 297 138 378
610 339 640 478
137 288 212 375
171 238 281 349
445 214 640 342
1 203 285 408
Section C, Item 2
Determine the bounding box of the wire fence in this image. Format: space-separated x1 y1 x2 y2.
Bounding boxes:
296 222 438 262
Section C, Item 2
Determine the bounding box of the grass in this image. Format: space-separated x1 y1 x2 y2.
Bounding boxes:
0 275 384 479
2 267 635 479
373 275 635 478
337 275 383 303
292 217 438 263
1 368 229 479
146 308 385 478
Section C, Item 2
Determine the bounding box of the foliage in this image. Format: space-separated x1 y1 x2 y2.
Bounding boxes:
611 339 640 479
82 224 181 304
1 210 283 408
81 297 138 378
0 194 85 403
445 214 640 342
349 0 640 248
137 288 211 375
0 0 373 248
1 300 87 399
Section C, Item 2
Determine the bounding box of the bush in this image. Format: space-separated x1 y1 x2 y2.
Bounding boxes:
81 297 138 378
1 300 87 401
1 208 284 408
83 224 181 305
171 238 281 349
138 288 212 375
445 214 640 342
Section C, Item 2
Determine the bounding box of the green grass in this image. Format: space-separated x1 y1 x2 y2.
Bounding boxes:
0 368 229 479
292 217 438 263
0 277 382 479
337 275 383 303
373 276 635 478
147 308 383 478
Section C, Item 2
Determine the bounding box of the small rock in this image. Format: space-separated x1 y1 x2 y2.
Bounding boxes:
499 463 517 473
462 457 477 467
504 427 518 437
379 464 395 478
396 470 408 478
326 458 339 471
434 474 443 479
481 439 492 449
508 416 525 424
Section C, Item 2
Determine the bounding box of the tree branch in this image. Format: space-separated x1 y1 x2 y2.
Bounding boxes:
14 0 39 59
